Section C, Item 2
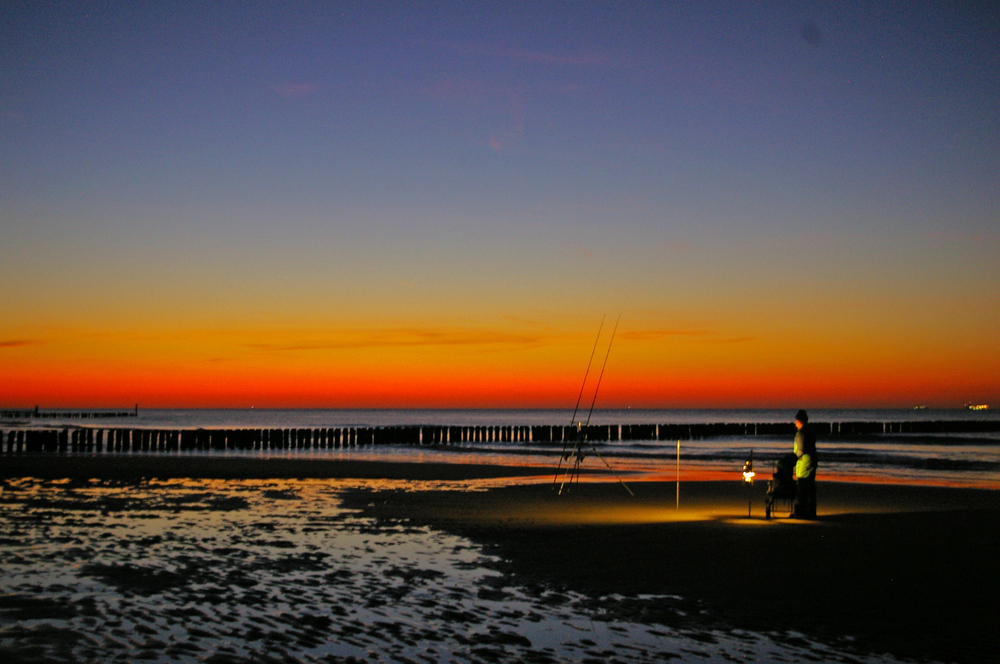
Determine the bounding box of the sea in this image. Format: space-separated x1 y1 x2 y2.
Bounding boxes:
5 408 999 488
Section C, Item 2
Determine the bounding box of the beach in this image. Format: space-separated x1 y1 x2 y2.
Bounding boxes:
2 455 997 663
346 479 1000 663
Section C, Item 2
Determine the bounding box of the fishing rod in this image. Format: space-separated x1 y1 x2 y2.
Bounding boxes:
585 314 619 428
554 316 605 486
557 314 633 496
572 315 605 426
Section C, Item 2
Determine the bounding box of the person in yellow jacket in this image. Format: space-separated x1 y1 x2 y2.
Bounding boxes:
792 409 818 519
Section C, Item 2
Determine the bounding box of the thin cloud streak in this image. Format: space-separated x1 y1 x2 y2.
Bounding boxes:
417 39 622 67
619 330 757 344
244 328 552 352
3 326 752 352
274 82 318 97
618 329 711 340
0 339 38 348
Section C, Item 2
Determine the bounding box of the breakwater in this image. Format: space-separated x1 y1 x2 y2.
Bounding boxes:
1 408 137 420
2 420 998 455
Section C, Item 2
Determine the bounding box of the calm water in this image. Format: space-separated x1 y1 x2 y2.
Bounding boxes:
5 409 999 488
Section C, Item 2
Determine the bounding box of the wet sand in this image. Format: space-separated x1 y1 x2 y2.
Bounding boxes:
0 454 557 481
4 474 873 664
3 455 999 663
345 480 1000 664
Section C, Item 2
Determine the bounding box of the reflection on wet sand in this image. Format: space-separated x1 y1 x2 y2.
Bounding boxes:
0 477 959 663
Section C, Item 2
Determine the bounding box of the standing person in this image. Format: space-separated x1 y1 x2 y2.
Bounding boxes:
792 409 818 519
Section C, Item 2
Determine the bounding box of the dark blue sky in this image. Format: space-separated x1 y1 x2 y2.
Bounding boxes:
2 1 998 407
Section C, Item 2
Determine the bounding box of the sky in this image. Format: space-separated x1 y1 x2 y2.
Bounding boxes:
1 1 998 409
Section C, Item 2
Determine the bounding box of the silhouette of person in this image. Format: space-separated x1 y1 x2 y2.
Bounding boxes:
792 409 817 519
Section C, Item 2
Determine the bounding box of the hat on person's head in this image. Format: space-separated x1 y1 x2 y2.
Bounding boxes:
795 409 809 423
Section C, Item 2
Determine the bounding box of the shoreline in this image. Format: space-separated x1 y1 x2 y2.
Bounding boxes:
0 454 558 481
2 451 997 490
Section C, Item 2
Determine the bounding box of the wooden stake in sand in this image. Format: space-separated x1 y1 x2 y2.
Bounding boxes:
743 449 755 517
676 439 681 509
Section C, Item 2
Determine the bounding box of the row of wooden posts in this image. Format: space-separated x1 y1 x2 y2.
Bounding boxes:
0 408 137 419
1 420 997 455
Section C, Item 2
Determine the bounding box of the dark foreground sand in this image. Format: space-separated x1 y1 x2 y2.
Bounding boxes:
341 479 1000 664
4 454 999 663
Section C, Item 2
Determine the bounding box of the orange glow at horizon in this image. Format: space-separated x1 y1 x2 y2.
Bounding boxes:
2 311 998 409
3 356 994 409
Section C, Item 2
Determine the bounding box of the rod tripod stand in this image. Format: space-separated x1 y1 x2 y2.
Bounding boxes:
555 423 633 496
